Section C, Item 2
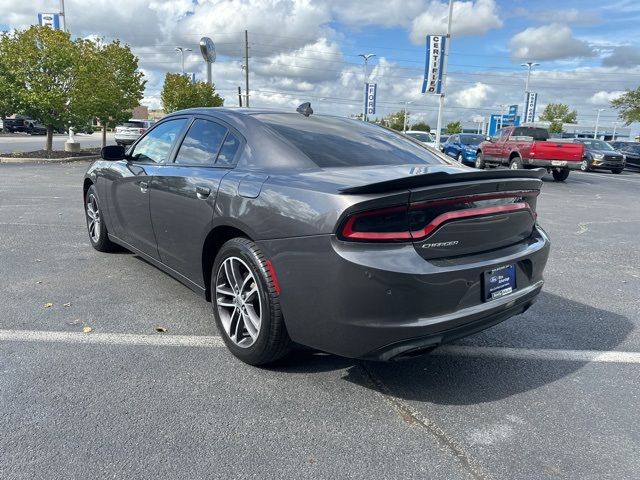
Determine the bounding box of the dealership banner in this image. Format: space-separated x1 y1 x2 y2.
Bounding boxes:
421 35 446 94
365 83 377 115
37 13 61 30
525 92 538 123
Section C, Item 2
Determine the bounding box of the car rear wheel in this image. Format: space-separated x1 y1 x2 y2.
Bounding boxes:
475 152 485 169
85 185 118 252
509 157 523 169
552 168 570 182
212 238 291 365
611 168 623 174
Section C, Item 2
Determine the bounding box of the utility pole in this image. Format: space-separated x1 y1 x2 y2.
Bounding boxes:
434 0 454 149
238 87 243 107
594 108 604 139
244 30 250 108
612 122 618 141
60 0 67 32
358 53 376 121
403 101 412 132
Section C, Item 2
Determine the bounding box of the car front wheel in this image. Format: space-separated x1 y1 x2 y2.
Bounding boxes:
580 159 590 172
611 168 623 174
475 152 485 169
212 238 291 365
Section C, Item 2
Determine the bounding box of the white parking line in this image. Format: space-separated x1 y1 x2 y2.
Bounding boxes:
434 345 640 364
1 329 639 364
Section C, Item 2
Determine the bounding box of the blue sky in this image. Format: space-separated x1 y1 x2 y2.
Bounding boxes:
2 0 639 136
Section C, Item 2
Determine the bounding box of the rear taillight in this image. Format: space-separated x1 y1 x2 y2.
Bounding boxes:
339 190 539 242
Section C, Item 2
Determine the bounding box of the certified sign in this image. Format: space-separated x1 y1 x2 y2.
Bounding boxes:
421 35 446 95
199 37 216 63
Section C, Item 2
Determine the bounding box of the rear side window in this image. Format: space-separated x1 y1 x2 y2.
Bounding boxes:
216 132 241 166
175 119 227 165
254 114 443 168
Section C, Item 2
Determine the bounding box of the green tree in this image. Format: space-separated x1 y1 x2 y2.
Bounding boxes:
445 121 462 134
410 122 431 132
539 103 577 133
382 110 406 131
75 39 146 146
0 33 19 132
611 87 640 125
2 26 85 155
161 73 223 113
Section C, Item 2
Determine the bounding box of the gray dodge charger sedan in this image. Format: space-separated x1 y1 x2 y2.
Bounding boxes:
83 106 550 365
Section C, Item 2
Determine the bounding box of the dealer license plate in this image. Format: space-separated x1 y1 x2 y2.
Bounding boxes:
483 264 516 301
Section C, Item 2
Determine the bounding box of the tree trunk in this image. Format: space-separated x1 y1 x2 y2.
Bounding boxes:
102 124 107 148
1 115 6 133
46 125 54 157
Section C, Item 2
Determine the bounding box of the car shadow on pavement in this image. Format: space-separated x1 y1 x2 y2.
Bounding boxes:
276 292 633 405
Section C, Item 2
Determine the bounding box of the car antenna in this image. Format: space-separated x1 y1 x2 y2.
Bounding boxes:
296 102 313 117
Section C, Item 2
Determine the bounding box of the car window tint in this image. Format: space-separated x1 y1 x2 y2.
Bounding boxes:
216 132 241 166
123 121 146 128
512 127 549 140
254 113 444 167
130 118 187 164
175 119 227 165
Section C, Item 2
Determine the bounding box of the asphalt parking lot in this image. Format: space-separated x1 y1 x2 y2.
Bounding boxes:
1 162 639 479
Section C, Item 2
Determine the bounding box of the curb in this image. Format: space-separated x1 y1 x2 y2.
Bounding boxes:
0 155 99 164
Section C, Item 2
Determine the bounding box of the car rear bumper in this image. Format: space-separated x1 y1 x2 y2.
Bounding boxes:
527 159 582 169
114 134 140 144
259 227 550 359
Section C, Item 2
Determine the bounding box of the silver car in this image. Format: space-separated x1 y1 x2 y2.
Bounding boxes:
114 119 154 146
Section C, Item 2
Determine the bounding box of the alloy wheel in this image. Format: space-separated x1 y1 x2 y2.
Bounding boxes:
86 193 101 242
581 159 589 172
215 256 262 348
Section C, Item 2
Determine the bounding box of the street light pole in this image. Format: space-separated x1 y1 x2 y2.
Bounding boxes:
521 61 539 117
60 0 67 32
594 108 604 139
434 0 454 149
358 53 376 121
612 122 618 141
175 47 193 76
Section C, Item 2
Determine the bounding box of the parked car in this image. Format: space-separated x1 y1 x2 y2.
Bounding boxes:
608 140 636 151
618 144 640 170
442 133 485 165
4 115 47 135
439 134 450 150
114 119 154 146
569 139 625 174
476 126 584 181
84 106 550 365
404 130 436 148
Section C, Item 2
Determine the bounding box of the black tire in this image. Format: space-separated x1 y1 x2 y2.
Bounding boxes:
580 158 591 172
475 152 485 169
211 238 291 365
509 157 523 170
552 168 570 182
84 185 118 252
611 168 623 174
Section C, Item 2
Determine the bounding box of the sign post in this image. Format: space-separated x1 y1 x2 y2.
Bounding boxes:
37 13 62 30
524 92 538 123
199 37 216 87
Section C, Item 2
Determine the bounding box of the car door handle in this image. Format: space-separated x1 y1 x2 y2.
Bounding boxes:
196 186 211 199
139 181 148 193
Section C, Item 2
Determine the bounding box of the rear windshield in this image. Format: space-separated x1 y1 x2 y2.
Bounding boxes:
254 114 443 168
405 132 433 143
512 127 549 141
122 121 146 128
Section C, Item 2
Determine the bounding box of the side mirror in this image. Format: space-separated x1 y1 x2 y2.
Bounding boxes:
485 136 492 142
101 145 125 161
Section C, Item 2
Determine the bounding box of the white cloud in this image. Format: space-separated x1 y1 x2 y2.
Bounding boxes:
330 0 426 28
410 0 502 44
602 46 640 68
512 8 601 25
588 91 625 106
451 83 495 108
509 24 594 61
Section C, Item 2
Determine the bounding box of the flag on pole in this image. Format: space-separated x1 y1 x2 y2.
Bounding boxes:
421 35 446 94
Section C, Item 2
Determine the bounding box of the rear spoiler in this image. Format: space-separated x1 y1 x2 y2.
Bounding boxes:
340 168 546 195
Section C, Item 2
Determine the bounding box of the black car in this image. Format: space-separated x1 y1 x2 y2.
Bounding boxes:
608 141 636 151
572 139 625 173
619 144 640 170
84 106 550 365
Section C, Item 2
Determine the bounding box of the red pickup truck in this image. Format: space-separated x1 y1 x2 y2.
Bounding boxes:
476 126 584 181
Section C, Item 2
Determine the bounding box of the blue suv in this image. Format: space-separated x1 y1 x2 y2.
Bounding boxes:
442 134 485 166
